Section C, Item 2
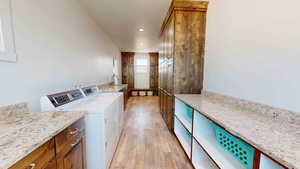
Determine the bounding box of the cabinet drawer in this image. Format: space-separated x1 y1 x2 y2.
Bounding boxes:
55 118 85 156
9 139 55 169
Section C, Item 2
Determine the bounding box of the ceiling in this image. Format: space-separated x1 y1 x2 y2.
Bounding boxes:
79 0 171 52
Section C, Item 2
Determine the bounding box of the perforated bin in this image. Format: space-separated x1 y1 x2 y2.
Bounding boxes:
211 122 255 169
175 99 193 123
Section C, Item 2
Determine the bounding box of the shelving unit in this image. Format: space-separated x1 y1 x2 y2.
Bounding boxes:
192 139 219 169
174 117 192 157
173 97 290 169
259 154 285 169
193 111 247 169
174 98 193 132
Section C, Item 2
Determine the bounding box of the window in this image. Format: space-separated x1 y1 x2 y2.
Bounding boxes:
134 53 150 89
135 58 149 73
0 19 6 53
0 0 17 62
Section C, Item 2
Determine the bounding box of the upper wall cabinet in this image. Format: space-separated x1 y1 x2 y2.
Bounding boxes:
159 0 208 95
0 0 17 62
159 0 208 131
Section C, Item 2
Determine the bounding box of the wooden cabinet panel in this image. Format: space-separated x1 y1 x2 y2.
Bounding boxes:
10 119 86 169
173 10 206 94
150 52 158 66
158 0 208 131
43 159 57 169
150 65 158 89
121 52 135 89
166 95 174 131
62 141 84 169
55 118 85 155
159 90 174 131
149 52 158 89
9 139 55 169
56 118 86 169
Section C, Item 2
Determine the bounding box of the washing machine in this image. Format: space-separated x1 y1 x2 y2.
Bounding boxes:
40 87 124 169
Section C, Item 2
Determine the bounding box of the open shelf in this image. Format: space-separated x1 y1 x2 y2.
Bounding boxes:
193 111 247 169
174 98 193 132
174 117 192 158
259 154 285 169
192 139 219 169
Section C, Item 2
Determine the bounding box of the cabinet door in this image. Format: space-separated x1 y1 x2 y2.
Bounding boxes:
166 95 174 131
43 159 57 169
63 140 84 169
9 139 55 169
166 16 174 94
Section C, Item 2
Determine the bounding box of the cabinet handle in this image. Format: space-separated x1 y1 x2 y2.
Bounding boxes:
69 128 79 135
29 163 36 169
70 139 81 147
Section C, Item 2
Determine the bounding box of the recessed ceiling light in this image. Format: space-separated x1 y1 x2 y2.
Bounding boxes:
139 28 144 32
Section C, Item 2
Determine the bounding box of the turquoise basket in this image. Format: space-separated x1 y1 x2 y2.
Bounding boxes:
211 122 254 169
175 99 193 120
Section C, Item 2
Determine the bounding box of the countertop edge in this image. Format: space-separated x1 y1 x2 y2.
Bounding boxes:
174 93 298 169
2 112 86 169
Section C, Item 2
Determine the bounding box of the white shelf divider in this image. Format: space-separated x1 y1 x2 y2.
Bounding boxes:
192 139 219 169
259 154 285 169
175 98 193 132
174 117 192 158
193 110 247 169
175 114 192 132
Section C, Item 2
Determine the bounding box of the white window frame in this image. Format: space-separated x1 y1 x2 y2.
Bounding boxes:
135 57 149 73
0 0 17 62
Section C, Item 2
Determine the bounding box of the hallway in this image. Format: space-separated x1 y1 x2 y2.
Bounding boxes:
110 96 194 169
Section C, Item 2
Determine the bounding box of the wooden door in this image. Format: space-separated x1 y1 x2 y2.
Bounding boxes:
63 140 84 169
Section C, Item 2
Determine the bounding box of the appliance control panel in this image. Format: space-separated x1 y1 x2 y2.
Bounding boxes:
82 85 99 97
47 89 84 107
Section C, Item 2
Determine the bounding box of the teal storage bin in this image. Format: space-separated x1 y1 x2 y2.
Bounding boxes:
175 99 193 121
211 122 255 169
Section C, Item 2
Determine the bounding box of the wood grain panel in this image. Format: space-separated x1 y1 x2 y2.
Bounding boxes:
173 10 206 94
160 0 208 36
121 52 135 90
149 53 159 89
166 16 175 94
9 139 55 169
56 118 86 169
159 0 208 131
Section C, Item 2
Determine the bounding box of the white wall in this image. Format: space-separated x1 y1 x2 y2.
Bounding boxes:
204 0 300 111
0 0 121 111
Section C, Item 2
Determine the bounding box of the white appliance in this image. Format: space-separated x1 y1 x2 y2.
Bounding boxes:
40 87 125 169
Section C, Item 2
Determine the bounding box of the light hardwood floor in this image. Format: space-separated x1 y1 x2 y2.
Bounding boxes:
110 96 194 169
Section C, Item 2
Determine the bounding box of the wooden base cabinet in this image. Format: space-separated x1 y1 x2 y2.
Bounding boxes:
159 0 208 131
9 139 56 169
159 90 174 131
56 118 86 169
10 118 85 169
60 139 84 169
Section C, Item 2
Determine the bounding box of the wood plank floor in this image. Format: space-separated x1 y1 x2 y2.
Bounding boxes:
110 96 194 169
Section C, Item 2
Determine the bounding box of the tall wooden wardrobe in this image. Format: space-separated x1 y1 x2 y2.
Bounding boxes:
159 0 208 131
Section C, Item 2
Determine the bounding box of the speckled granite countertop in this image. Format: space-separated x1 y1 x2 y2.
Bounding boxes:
175 91 300 169
0 103 86 169
98 84 128 93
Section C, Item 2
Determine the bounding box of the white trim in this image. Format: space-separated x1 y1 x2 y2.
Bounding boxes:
0 0 17 62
